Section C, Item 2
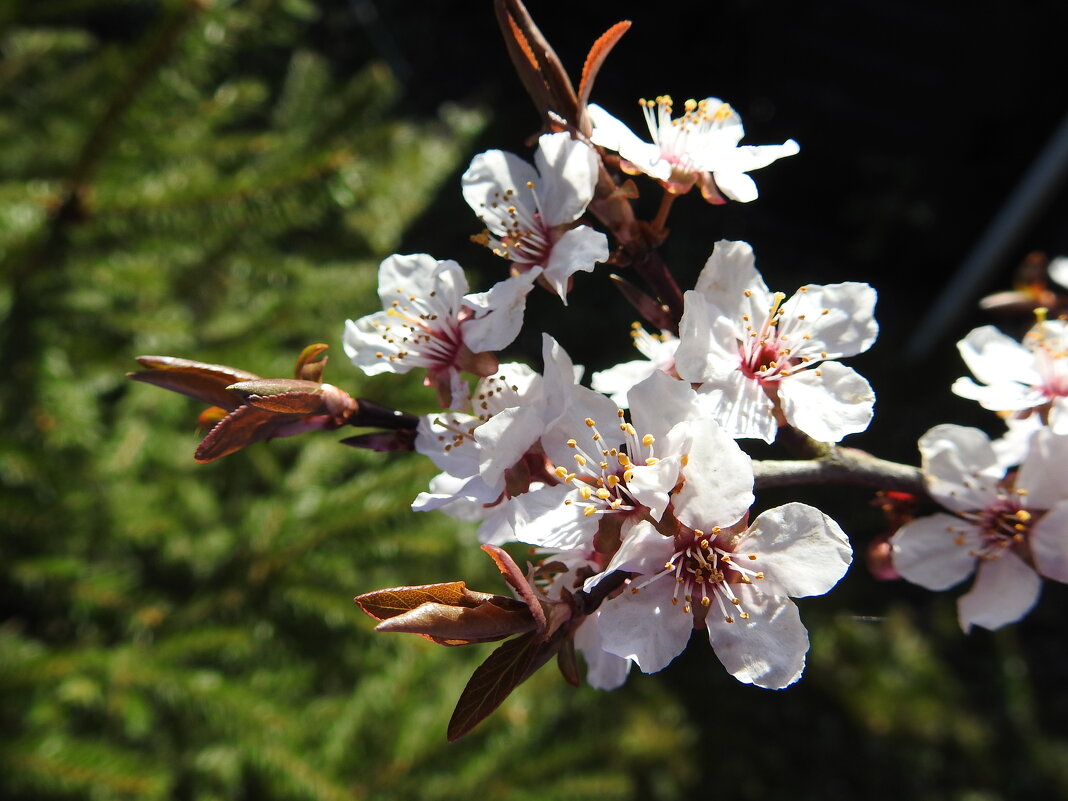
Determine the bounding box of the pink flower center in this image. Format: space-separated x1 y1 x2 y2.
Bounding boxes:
630 528 764 623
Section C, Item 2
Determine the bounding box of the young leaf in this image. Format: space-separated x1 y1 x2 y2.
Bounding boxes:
293 343 329 382
446 631 539 741
577 21 631 114
374 599 535 645
481 544 547 636
354 582 477 621
128 355 259 409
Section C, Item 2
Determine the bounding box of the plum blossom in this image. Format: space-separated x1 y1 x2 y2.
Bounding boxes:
591 323 679 408
462 132 609 301
587 95 799 203
590 423 851 687
343 253 540 408
508 368 753 553
674 240 878 443
952 317 1068 434
890 424 1068 632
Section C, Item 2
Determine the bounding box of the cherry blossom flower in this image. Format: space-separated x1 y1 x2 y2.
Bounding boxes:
343 253 540 408
462 133 609 301
587 95 799 203
890 424 1068 632
591 423 851 687
591 323 679 407
674 240 878 443
952 317 1068 433
508 369 752 552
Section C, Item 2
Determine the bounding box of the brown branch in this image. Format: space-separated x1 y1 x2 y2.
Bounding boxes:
753 447 927 497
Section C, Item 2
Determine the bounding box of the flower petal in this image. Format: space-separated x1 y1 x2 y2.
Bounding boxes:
541 225 608 302
672 417 754 530
778 361 874 443
890 513 978 590
957 551 1041 632
696 370 778 442
1016 428 1068 509
1030 499 1068 582
597 580 694 674
956 325 1040 388
461 149 539 237
532 132 598 226
918 425 1002 511
778 282 879 359
705 588 808 689
741 503 852 597
586 103 672 181
692 240 771 318
573 611 632 690
461 268 540 353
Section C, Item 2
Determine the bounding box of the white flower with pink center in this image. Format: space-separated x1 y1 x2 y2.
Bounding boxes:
890 424 1068 632
587 95 799 203
590 420 851 687
462 133 609 302
952 318 1068 433
509 369 753 552
343 253 540 409
674 240 878 443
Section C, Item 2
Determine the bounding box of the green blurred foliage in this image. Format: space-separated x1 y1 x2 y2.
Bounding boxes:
3 2 1068 800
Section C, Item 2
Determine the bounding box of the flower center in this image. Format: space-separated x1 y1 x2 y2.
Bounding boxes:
736 287 831 383
477 183 552 268
959 493 1038 560
640 95 735 173
551 411 660 519
367 291 462 369
630 528 764 622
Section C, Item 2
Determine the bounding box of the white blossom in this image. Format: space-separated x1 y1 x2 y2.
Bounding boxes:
343 254 540 409
462 133 609 301
587 95 798 203
674 240 877 443
952 318 1068 434
591 323 679 408
891 424 1068 632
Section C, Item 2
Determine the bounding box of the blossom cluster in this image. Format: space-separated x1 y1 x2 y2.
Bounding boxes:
129 1 1068 740
343 108 871 690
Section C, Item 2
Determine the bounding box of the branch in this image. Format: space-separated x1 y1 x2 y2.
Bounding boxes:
753 447 926 497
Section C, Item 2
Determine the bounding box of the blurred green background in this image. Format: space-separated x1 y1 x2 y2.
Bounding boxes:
3 1 1068 799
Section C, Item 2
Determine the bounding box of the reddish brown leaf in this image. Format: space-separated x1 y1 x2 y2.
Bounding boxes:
128 355 259 410
354 582 473 622
447 631 540 741
375 600 535 646
556 633 581 688
578 21 631 111
194 405 287 463
228 380 329 415
447 627 568 740
481 544 547 636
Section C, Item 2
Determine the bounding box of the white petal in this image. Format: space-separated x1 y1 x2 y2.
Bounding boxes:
627 370 701 442
474 405 543 487
778 362 874 443
460 268 540 353
461 149 539 237
672 417 754 530
705 588 809 689
950 377 1041 411
586 103 672 181
597 581 694 674
1016 428 1068 509
1030 499 1068 582
343 313 414 376
890 514 978 590
508 484 598 550
741 503 852 597
710 171 758 202
692 240 772 317
956 326 1040 388
696 371 778 442
573 611 632 690
707 139 801 174
778 282 879 359
674 292 746 383
957 552 1041 632
918 425 1002 511
595 520 674 578
377 253 466 311
1049 256 1068 290
541 225 608 301
532 132 598 226
591 359 660 407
